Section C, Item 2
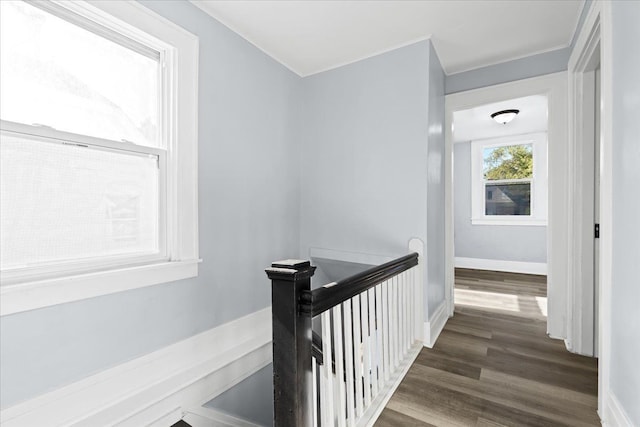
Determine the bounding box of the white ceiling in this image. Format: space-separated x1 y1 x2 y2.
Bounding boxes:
190 0 584 77
453 95 548 143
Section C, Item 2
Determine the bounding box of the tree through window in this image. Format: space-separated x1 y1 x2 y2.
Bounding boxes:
483 144 533 215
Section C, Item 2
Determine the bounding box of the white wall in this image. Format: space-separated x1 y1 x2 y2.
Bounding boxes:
609 1 640 424
454 142 547 263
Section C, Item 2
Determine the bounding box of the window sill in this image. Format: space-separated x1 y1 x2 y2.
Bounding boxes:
471 218 547 226
0 260 200 316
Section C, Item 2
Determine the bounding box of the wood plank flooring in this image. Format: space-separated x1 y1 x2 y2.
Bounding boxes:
375 268 599 427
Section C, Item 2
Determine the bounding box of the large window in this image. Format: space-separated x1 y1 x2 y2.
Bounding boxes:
0 1 198 315
471 133 547 225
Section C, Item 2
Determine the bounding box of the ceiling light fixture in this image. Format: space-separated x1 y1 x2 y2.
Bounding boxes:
490 109 520 124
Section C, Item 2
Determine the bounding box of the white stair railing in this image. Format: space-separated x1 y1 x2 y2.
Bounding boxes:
315 265 423 427
267 239 424 427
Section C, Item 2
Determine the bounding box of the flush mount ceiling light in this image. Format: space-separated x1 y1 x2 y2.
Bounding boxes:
490 109 520 124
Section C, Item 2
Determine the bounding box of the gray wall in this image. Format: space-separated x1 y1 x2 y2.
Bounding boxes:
454 142 547 263
298 40 446 319
205 364 274 426
446 48 571 95
610 1 640 424
446 0 593 94
426 43 447 314
0 0 301 408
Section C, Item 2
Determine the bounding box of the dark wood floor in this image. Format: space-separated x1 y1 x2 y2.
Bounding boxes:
376 268 599 427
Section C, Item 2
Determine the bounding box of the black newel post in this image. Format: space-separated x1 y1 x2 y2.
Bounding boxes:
265 259 316 427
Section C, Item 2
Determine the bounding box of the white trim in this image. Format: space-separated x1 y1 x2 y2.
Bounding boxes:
446 42 573 76
470 133 548 225
184 407 262 427
455 257 547 275
602 392 634 427
566 0 607 359
409 238 425 344
358 343 422 427
567 0 614 417
190 0 433 78
445 72 568 337
189 0 301 77
423 300 448 348
470 219 547 226
598 0 614 419
309 247 393 266
299 35 432 77
0 260 199 316
0 0 200 315
0 308 272 427
0 120 166 156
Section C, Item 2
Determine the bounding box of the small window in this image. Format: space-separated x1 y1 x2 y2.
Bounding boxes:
483 144 532 215
0 0 198 315
471 134 547 225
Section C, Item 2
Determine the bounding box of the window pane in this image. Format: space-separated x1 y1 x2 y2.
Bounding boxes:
0 1 160 147
483 144 533 180
485 182 531 216
0 133 160 271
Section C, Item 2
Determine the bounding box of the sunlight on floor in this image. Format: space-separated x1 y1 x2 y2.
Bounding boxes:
536 295 548 316
455 288 547 318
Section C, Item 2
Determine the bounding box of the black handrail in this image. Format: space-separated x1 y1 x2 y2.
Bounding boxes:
301 252 418 317
265 252 419 426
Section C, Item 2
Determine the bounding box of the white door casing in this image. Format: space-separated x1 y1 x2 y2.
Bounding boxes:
444 72 568 339
568 0 614 418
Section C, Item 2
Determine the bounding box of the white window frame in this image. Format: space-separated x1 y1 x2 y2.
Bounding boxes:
0 0 199 315
471 132 547 226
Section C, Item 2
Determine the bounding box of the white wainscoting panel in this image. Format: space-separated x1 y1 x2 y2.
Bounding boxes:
0 308 272 427
455 257 547 275
423 300 448 348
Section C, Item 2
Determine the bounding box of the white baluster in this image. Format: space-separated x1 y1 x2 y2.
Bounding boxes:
332 305 346 427
360 293 372 408
405 271 410 353
404 271 410 352
407 269 413 345
367 288 378 398
342 300 356 427
352 296 364 418
394 275 400 368
312 358 318 427
397 274 404 362
382 280 390 382
321 311 334 426
375 283 384 391
410 266 416 344
402 271 408 354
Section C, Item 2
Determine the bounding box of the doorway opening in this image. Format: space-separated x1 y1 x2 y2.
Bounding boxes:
567 41 602 358
444 73 569 340
451 94 549 325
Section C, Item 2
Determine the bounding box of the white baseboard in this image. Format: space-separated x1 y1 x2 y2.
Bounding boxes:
455 257 547 275
603 391 634 427
0 308 273 427
423 300 448 348
184 407 262 427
